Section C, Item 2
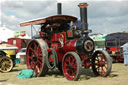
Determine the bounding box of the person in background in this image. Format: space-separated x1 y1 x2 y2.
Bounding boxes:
122 42 128 66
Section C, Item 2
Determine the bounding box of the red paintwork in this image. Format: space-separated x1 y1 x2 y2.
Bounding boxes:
45 31 93 70
107 48 124 62
8 38 30 52
63 39 78 52
80 54 90 68
68 32 72 37
47 48 52 52
98 55 107 77
20 31 26 37
110 48 119 51
51 32 66 43
41 31 92 69
49 54 54 62
26 40 43 76
39 32 46 38
49 32 79 62
111 56 124 62
116 57 124 62
39 31 80 63
63 53 77 80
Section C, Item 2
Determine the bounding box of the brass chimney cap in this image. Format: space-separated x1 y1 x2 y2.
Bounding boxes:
78 3 88 8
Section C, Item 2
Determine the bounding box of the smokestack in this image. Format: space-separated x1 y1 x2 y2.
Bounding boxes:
78 3 89 36
57 3 62 15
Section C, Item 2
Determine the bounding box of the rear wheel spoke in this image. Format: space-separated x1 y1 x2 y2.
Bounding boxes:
26 39 48 76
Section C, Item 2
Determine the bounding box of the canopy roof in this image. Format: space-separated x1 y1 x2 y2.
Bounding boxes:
106 32 128 41
20 15 78 27
105 32 128 47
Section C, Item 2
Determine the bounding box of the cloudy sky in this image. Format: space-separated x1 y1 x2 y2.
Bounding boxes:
0 0 128 36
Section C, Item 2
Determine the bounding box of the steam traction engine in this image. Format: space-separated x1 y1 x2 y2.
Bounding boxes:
20 3 112 81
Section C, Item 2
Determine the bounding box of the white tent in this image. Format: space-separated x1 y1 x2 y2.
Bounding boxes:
0 25 14 42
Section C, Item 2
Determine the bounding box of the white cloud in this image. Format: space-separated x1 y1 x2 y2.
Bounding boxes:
0 0 128 36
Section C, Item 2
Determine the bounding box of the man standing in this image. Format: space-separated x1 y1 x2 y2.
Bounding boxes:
122 42 128 66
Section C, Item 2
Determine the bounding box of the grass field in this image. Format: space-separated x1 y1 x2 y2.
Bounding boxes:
0 63 128 85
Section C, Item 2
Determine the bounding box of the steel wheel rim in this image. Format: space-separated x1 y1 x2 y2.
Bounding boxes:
26 40 43 76
0 57 13 72
63 54 78 80
94 53 108 76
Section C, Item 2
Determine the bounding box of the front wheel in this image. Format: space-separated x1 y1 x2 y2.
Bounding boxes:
62 52 82 81
92 50 112 77
0 57 13 72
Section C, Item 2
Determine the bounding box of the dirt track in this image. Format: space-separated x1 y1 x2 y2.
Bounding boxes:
0 63 128 85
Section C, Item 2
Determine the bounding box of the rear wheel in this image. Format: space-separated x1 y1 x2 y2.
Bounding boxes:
62 52 82 81
92 50 112 77
26 39 48 76
0 57 13 72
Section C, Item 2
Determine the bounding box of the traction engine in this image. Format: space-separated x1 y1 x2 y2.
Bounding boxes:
20 3 112 81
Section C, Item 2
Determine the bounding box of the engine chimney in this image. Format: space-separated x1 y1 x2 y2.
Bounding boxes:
78 3 90 36
57 3 62 15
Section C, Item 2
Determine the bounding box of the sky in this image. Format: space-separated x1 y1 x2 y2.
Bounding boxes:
0 0 128 36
